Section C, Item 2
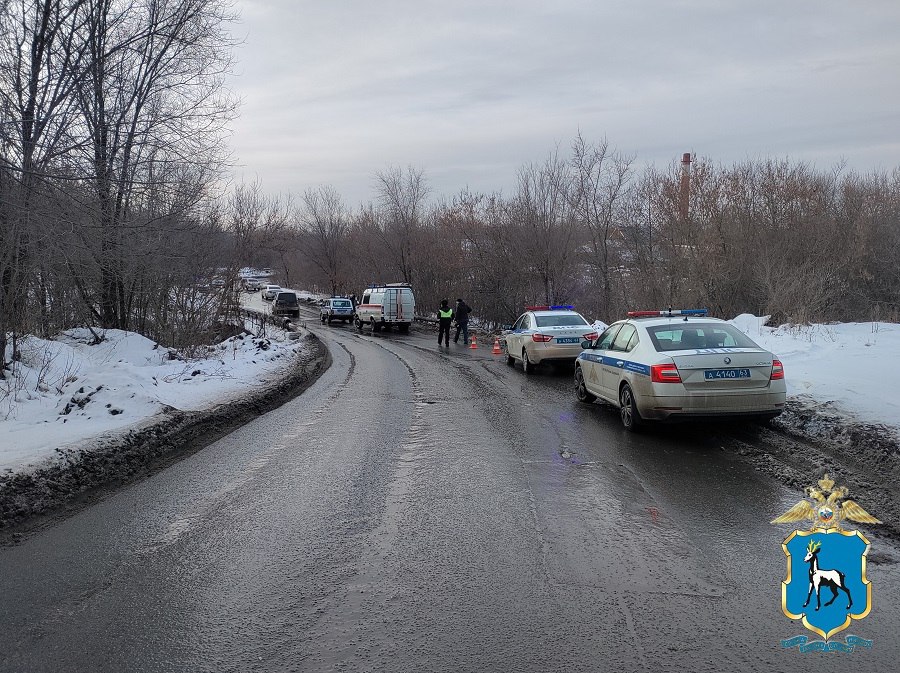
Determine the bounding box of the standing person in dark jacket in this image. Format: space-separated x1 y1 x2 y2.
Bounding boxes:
453 298 471 345
437 299 453 347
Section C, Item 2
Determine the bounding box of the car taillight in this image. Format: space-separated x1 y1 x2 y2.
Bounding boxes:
651 363 682 383
582 332 598 341
770 359 784 380
532 333 553 342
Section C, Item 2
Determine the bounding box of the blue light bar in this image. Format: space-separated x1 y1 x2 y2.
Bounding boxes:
627 308 709 318
526 304 576 311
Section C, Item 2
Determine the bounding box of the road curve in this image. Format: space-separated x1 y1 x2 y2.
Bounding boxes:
1 319 899 672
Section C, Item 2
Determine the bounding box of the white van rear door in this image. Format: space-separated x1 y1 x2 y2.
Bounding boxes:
382 288 399 321
379 287 414 321
400 289 414 321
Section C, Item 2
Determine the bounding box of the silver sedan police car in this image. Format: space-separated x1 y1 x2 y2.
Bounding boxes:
574 309 786 430
504 306 598 374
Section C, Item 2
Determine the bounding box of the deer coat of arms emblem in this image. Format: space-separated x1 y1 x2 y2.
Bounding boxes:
771 474 880 642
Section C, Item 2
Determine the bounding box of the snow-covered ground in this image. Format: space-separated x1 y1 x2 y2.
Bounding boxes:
2 309 898 478
729 314 899 432
1 323 310 474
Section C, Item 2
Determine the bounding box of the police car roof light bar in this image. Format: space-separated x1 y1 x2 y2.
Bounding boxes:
526 304 574 311
627 308 708 318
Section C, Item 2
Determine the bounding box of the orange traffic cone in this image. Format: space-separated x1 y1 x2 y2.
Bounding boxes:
469 334 478 349
492 338 502 355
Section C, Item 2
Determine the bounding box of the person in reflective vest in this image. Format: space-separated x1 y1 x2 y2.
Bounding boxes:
438 299 453 347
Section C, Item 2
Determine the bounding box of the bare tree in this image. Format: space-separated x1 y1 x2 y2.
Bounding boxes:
569 133 633 316
74 0 237 329
299 185 348 295
619 166 665 311
375 165 429 284
439 189 531 326
0 0 90 373
513 151 580 305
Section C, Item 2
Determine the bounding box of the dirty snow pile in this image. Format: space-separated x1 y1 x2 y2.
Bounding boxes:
1 326 308 473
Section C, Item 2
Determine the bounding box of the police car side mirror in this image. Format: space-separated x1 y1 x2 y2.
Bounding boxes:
581 340 592 349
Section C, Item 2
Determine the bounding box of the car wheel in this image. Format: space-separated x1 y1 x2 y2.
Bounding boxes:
356 317 363 332
522 348 534 375
575 367 596 403
506 351 515 366
320 314 326 323
371 319 380 332
619 383 642 431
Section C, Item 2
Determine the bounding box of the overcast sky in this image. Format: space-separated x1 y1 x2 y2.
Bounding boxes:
225 0 900 206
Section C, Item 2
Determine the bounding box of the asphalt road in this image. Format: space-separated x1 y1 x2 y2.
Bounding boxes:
2 310 899 673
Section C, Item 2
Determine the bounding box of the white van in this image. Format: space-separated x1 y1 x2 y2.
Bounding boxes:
355 283 415 333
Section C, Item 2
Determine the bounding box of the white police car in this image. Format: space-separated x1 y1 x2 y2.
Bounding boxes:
320 297 355 324
504 305 597 374
574 309 786 430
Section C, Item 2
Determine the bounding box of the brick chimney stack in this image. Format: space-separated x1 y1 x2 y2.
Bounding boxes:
680 152 692 220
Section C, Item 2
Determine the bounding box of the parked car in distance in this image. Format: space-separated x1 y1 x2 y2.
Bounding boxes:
504 305 597 374
271 291 300 318
574 309 786 430
320 297 355 324
354 284 415 333
261 284 282 301
243 277 263 291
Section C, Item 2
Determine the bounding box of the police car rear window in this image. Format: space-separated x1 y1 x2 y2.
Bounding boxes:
534 314 588 327
647 324 760 351
333 300 352 307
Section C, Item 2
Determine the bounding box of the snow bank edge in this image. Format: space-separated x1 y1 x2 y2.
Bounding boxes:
0 334 330 535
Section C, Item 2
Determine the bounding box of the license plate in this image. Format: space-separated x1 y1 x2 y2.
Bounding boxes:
556 337 580 344
704 368 751 380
